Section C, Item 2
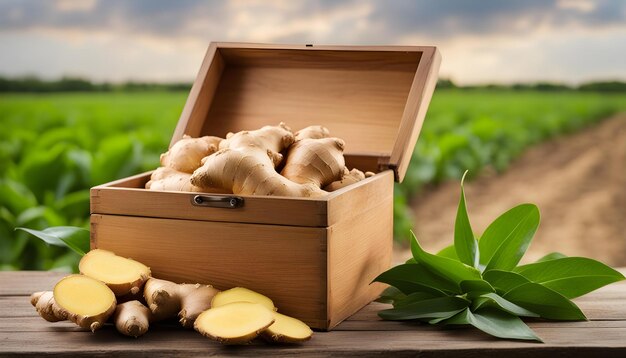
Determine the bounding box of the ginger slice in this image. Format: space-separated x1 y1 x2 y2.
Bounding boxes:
113 300 151 338
79 249 151 296
261 312 313 343
211 287 275 311
194 302 275 344
53 274 116 332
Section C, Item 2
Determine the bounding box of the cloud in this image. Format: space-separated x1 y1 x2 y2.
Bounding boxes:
0 0 624 83
1 0 624 41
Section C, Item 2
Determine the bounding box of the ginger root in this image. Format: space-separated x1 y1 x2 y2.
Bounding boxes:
191 123 346 197
280 137 345 190
113 300 151 338
294 125 330 141
145 167 203 192
149 123 373 197
160 135 222 173
79 249 151 296
324 167 373 191
211 287 275 311
143 278 219 328
31 291 67 322
194 302 275 345
53 274 117 332
146 135 226 193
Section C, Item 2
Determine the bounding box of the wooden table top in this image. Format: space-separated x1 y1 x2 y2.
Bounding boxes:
2 270 625 357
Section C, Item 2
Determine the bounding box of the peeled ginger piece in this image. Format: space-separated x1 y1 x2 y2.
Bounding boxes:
194 302 275 344
79 249 151 296
211 287 275 311
262 312 313 343
53 274 117 332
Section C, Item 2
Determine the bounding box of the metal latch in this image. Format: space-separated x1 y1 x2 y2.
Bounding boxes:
191 195 244 209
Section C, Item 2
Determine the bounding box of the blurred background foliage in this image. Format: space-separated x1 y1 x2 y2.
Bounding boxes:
1 78 625 271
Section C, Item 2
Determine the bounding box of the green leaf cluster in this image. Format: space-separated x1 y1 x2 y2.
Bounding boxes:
376 172 624 342
0 92 185 271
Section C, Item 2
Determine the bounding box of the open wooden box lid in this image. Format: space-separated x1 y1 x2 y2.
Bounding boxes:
171 43 441 182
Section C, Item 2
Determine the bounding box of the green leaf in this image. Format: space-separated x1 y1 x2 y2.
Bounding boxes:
483 270 531 294
436 244 459 261
373 263 459 295
91 136 143 185
460 280 495 295
378 296 468 321
394 292 441 307
514 257 625 299
503 282 586 320
536 252 567 262
375 286 406 304
454 171 479 267
16 226 89 256
410 231 482 286
443 308 542 342
473 292 539 317
479 204 540 271
0 179 38 215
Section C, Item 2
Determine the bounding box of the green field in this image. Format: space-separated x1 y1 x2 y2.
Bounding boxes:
1 90 625 271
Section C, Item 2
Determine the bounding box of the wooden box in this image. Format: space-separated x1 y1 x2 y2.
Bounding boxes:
90 43 440 330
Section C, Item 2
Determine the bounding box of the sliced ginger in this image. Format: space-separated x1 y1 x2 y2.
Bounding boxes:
79 249 151 296
211 287 275 311
53 274 117 332
194 302 275 344
262 312 313 343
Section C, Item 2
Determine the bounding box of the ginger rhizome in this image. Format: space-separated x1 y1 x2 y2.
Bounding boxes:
191 123 348 197
146 135 224 192
113 300 151 338
160 135 222 173
79 249 151 296
53 274 117 332
194 302 275 345
143 278 219 328
324 167 374 191
146 123 373 196
31 291 67 322
145 167 203 192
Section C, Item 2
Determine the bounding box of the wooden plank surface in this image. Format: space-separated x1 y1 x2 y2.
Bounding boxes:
1 270 625 357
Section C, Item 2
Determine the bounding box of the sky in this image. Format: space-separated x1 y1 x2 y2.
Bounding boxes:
0 0 624 85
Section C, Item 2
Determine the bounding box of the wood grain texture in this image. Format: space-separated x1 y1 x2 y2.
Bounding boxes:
91 170 394 228
91 172 329 227
327 181 393 328
390 47 441 182
171 43 225 146
91 214 328 328
2 271 625 357
171 42 439 180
